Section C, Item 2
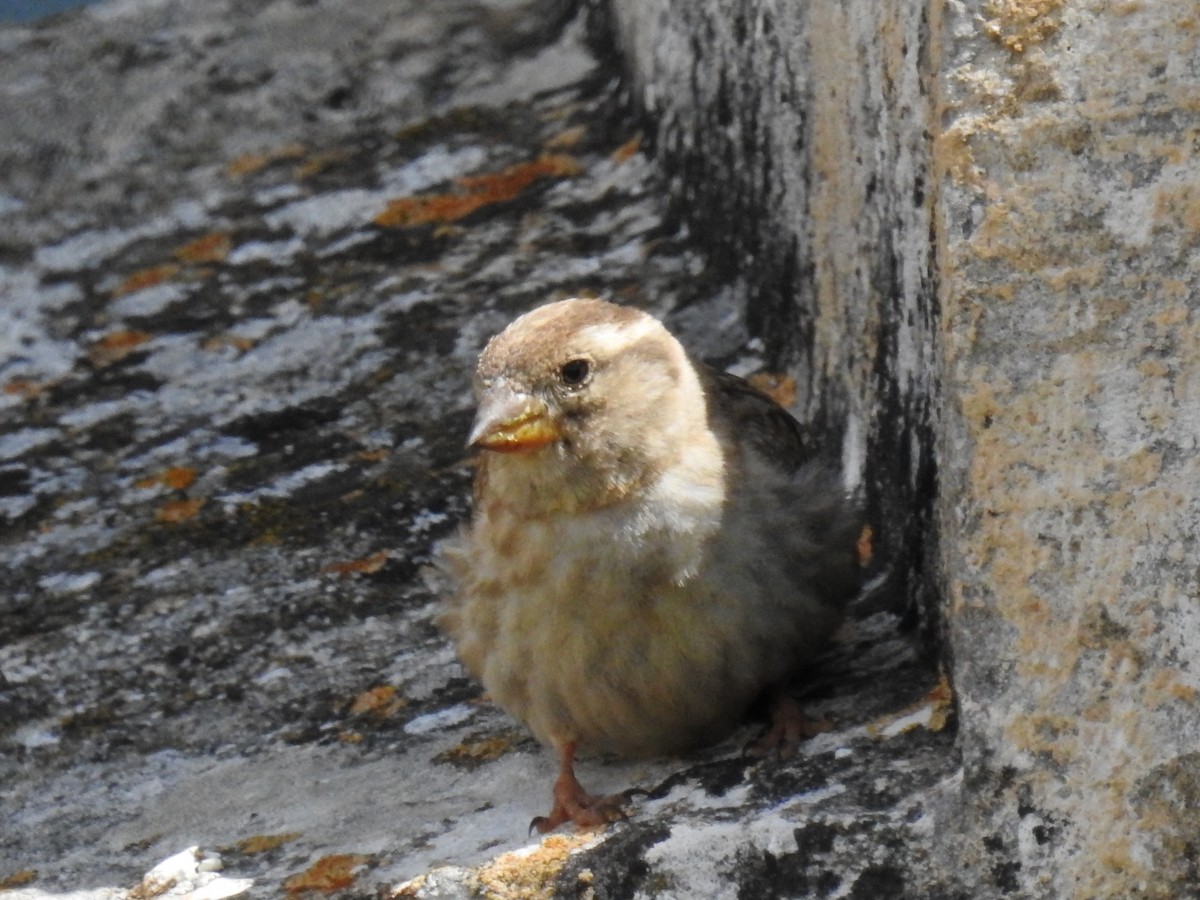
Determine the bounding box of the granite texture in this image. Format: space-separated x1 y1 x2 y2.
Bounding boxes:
607 0 1200 896
0 1 949 898
936 1 1200 896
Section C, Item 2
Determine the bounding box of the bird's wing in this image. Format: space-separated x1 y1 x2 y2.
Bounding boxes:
701 363 865 610
699 365 822 472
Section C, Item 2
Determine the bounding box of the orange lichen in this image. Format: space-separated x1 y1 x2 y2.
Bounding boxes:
282 855 371 895
136 467 198 491
746 372 798 408
855 524 875 567
294 149 351 180
234 832 302 855
322 550 390 577
113 265 181 297
374 154 583 228
610 133 643 163
225 143 307 178
89 330 153 367
434 731 521 768
156 498 205 524
348 684 408 718
163 467 198 490
0 870 37 890
173 232 232 264
2 379 43 400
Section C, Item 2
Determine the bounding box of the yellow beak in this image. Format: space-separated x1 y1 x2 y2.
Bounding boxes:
468 386 560 453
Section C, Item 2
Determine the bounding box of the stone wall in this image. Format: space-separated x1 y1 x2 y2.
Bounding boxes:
604 0 941 646
608 0 1200 895
937 2 1200 895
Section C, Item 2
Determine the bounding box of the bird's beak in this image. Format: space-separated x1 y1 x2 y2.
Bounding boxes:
468 385 560 453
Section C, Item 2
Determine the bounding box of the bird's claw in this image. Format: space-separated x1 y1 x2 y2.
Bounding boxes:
529 791 628 834
532 796 633 840
745 693 832 760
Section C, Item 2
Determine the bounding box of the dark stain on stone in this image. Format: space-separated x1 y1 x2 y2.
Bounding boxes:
223 399 344 450
553 821 670 900
848 864 907 899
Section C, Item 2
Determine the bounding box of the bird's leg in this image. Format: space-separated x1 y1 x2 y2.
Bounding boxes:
530 741 627 833
747 689 832 759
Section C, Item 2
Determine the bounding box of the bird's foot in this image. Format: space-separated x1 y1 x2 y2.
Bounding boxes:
530 741 629 833
529 784 627 834
746 693 831 759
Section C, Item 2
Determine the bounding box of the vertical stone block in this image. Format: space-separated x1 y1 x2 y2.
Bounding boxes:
608 0 1200 893
937 1 1200 894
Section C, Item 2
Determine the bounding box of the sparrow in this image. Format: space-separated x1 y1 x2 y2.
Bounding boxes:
440 298 863 831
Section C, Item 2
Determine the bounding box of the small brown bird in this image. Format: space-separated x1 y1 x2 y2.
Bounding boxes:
440 298 862 831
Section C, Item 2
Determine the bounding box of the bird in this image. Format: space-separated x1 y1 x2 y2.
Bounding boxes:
439 297 864 831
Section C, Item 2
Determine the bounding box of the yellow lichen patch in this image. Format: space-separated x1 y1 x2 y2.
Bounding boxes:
156 497 205 524
282 854 372 895
475 834 600 900
544 124 587 150
1004 712 1079 765
1144 668 1198 708
173 232 232 264
982 0 1066 53
234 832 302 855
347 684 408 718
0 870 37 890
113 264 182 297
1154 175 1200 243
867 673 955 737
225 143 307 178
374 154 583 228
434 731 521 768
933 120 986 186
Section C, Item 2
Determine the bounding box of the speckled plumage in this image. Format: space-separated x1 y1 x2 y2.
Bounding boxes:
440 298 862 826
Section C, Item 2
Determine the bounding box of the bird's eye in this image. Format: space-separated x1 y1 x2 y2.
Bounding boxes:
558 358 591 387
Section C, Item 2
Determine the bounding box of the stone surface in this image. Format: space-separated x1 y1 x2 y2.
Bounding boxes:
0 1 948 898
936 1 1200 896
608 0 1200 896
606 0 941 650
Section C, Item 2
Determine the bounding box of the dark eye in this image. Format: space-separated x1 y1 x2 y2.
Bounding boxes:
559 358 591 387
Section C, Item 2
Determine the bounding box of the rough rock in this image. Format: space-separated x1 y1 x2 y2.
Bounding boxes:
605 0 941 650
1 1 948 899
607 0 1200 896
935 2 1200 896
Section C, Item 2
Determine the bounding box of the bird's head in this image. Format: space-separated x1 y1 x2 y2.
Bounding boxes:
468 298 711 513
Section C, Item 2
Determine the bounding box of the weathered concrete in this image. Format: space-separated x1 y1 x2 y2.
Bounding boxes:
1 1 949 898
608 0 1200 896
